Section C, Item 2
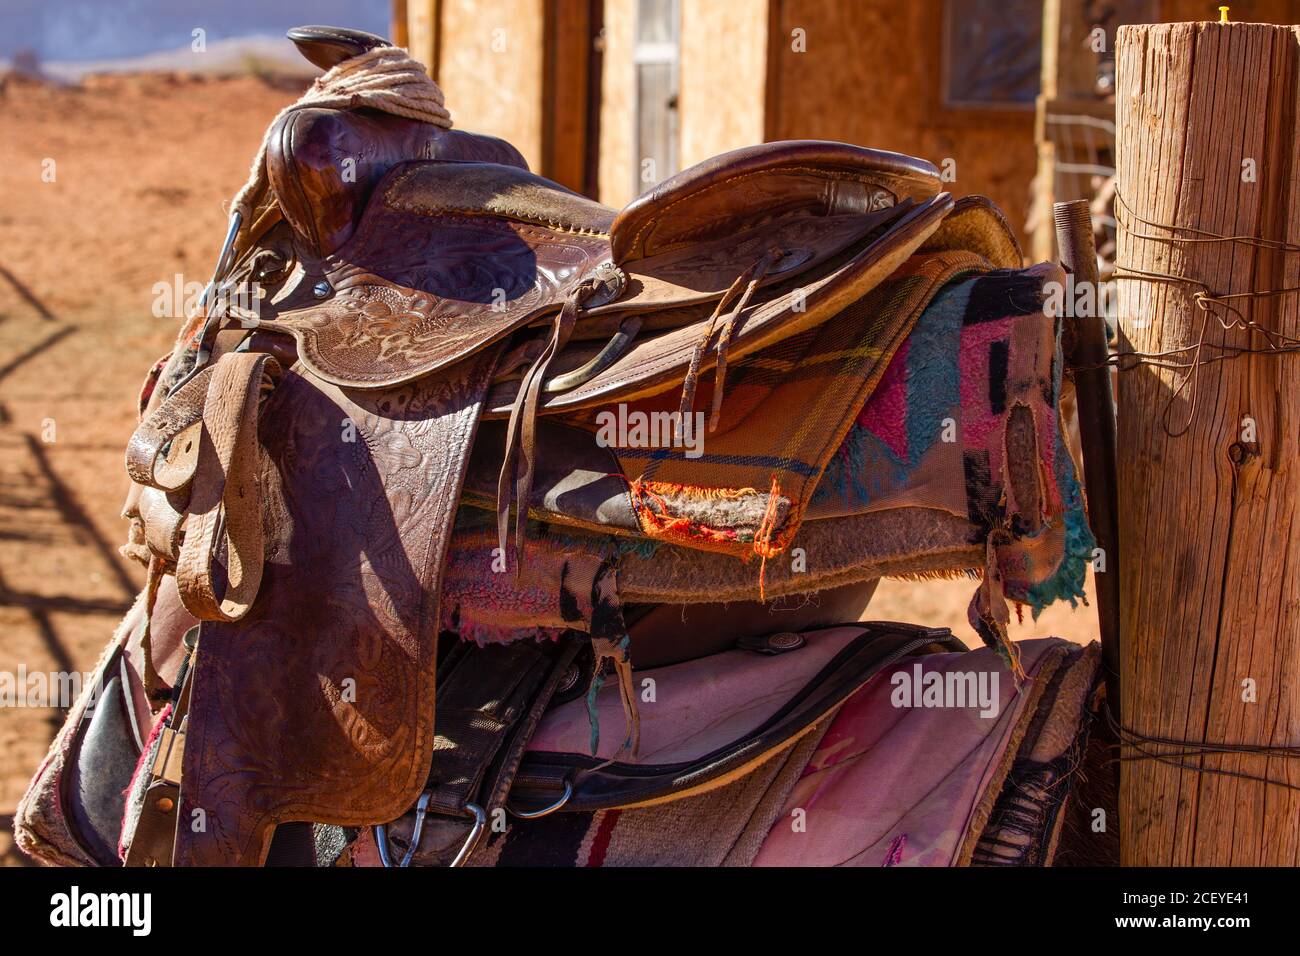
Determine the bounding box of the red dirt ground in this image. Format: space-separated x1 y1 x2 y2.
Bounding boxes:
0 72 1098 866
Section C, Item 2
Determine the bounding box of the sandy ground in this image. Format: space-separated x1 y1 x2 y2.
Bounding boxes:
0 73 1099 866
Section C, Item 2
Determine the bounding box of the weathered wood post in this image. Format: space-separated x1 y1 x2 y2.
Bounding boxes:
1115 21 1300 866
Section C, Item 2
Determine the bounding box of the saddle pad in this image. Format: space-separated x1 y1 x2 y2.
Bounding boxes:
451 260 1095 655
456 638 1098 867
809 263 1094 635
172 351 499 866
593 249 988 560
269 161 617 389
752 639 1099 866
918 195 1022 268
511 623 963 814
528 625 899 764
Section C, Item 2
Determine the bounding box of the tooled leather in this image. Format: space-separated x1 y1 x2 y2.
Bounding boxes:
266 154 921 391
269 164 611 388
172 348 500 866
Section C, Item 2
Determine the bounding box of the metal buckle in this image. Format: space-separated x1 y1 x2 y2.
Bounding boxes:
506 779 573 819
374 791 431 868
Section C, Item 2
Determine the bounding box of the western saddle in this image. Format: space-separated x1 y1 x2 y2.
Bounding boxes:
108 25 1029 866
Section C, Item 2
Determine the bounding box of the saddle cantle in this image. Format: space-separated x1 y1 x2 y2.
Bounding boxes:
23 25 1098 870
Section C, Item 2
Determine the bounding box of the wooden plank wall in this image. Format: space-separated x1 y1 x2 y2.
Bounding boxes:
765 0 1038 249
598 0 637 207
678 0 768 168
422 0 548 169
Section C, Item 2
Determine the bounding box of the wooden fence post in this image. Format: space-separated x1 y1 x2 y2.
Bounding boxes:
1115 21 1300 866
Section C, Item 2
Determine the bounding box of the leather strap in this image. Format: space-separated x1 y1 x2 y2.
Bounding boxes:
496 281 598 570
137 487 186 563
678 251 774 427
174 353 281 622
125 365 213 492
123 628 199 867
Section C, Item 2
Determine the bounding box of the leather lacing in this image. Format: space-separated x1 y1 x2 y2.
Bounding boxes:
495 249 785 569
679 247 780 432
496 279 605 570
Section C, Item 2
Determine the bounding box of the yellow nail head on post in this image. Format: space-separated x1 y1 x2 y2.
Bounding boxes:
1219 5 1230 23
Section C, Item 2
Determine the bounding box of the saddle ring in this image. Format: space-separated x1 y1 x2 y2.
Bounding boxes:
506 779 573 820
449 802 488 868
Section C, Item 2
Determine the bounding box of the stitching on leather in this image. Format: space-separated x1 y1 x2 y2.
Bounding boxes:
393 203 610 238
354 210 607 259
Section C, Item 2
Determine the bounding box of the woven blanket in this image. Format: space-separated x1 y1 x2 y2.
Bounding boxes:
575 251 990 562
444 261 1095 665
808 262 1094 666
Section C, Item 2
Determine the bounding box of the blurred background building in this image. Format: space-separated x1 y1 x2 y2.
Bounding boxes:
395 0 1300 257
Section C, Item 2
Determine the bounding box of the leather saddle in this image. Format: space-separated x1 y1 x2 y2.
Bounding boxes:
116 25 1023 866
269 140 944 391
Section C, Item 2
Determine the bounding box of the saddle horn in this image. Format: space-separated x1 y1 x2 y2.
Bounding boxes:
286 25 393 71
